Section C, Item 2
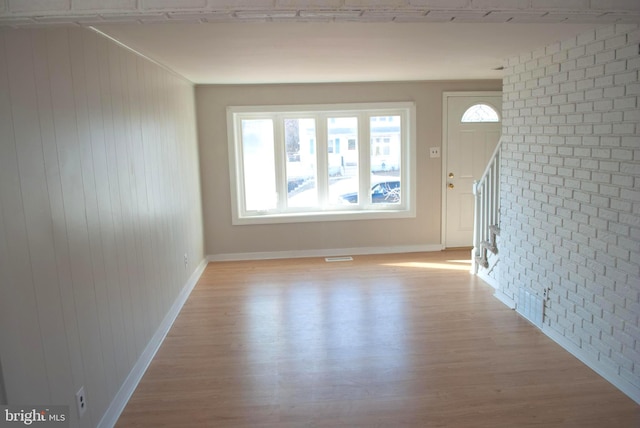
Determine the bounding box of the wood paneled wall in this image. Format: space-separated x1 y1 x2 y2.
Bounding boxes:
0 27 203 427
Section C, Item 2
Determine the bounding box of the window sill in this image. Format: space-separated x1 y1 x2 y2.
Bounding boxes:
232 208 416 225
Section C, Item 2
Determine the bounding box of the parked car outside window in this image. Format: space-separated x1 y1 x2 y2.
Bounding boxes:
340 180 400 204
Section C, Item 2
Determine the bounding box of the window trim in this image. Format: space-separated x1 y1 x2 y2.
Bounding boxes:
227 102 416 225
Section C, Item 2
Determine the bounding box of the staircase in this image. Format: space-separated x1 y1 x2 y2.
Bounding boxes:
472 138 502 285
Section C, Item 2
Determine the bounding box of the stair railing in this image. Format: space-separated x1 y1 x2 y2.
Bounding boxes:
472 138 502 274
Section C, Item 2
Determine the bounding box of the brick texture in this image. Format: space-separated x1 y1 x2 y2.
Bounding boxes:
500 23 639 397
1 0 640 24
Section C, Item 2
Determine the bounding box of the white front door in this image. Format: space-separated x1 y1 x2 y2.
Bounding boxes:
443 93 501 248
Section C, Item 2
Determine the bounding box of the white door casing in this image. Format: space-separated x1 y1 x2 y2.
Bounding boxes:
442 92 501 248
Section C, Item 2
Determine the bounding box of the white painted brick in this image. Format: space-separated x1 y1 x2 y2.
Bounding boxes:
595 24 617 40
569 69 587 81
595 50 616 65
501 23 640 394
569 92 586 103
613 123 635 134
553 50 568 63
576 124 594 134
590 0 640 12
568 45 586 59
618 234 640 252
601 136 622 147
585 64 605 78
561 36 578 51
73 0 137 9
611 149 633 161
617 259 639 277
582 136 600 146
594 99 613 111
561 59 577 72
615 23 640 33
205 0 276 9
545 84 560 95
621 187 640 202
577 78 595 90
586 40 605 55
584 112 602 122
605 34 628 50
344 0 408 6
604 95 637 110
613 306 636 328
594 74 614 87
560 103 576 114
277 0 343 7
603 111 623 122
604 59 627 74
615 44 639 60
623 109 640 122
8 0 70 12
611 198 632 212
626 82 640 95
599 184 619 198
612 349 635 373
623 321 640 343
614 71 637 85
408 0 470 7
577 54 596 68
546 63 561 75
626 27 640 44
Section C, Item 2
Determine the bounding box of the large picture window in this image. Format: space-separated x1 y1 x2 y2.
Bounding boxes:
227 102 416 225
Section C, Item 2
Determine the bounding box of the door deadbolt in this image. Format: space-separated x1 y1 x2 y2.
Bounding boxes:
448 172 454 178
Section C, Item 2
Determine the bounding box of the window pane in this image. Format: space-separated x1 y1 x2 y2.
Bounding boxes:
241 119 276 211
461 104 499 122
370 115 401 204
285 118 318 208
328 117 359 204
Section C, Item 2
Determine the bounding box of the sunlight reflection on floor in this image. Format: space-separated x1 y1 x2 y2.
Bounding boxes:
382 260 472 271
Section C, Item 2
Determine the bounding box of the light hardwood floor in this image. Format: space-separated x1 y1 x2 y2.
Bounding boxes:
116 251 639 427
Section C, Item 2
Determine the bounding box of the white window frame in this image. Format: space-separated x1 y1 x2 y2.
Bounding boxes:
227 102 416 225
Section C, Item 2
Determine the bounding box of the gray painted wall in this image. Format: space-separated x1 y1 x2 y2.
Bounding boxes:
197 80 501 257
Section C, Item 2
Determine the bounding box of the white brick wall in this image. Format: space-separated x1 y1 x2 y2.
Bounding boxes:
500 23 640 401
0 0 639 24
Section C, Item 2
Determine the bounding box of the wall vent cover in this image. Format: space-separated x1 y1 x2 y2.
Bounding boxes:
325 256 354 262
517 288 544 328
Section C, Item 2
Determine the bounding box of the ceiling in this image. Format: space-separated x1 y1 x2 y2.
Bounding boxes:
1 1 637 85
95 22 600 84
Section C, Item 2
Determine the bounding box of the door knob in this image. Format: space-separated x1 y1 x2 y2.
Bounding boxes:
448 172 454 178
448 183 454 189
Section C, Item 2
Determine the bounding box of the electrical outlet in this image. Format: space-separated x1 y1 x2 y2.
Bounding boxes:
76 387 87 418
429 147 440 158
184 253 188 269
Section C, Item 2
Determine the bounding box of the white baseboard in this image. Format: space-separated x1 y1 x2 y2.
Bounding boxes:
491 284 638 403
97 258 208 428
208 244 444 262
493 289 516 309
541 324 640 405
477 270 499 289
490 284 638 404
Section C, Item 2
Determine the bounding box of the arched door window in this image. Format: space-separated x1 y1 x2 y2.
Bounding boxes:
461 104 500 123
